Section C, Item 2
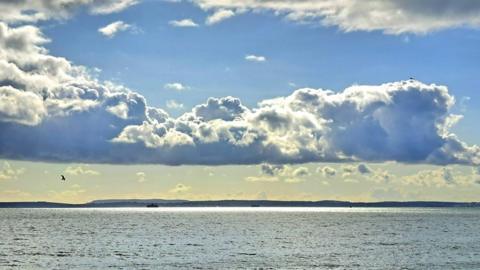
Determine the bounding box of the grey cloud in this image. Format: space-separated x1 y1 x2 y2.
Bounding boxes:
0 86 45 125
0 0 137 23
2 0 480 35
260 163 284 176
318 166 336 177
442 167 455 185
0 161 25 180
357 163 372 174
192 0 480 34
0 23 479 165
292 167 309 177
248 164 308 184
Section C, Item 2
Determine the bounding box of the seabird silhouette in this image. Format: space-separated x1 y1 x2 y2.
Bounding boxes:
61 175 66 181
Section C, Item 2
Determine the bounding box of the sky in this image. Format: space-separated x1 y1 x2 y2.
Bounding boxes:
1 0 480 203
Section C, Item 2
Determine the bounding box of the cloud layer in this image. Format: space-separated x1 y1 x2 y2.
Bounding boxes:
2 1 480 35
193 0 480 34
0 0 138 23
0 22 479 165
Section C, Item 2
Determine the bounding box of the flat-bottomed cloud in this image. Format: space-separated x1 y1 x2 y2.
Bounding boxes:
0 22 479 166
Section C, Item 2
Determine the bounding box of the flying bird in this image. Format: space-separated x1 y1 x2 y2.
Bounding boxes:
61 175 66 181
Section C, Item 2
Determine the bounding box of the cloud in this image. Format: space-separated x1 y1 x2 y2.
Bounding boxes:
341 165 356 176
339 163 392 183
90 0 139 15
247 164 309 183
371 169 392 184
317 166 336 177
0 0 138 23
106 102 129 119
169 19 199 27
192 96 247 121
166 100 184 110
98 21 134 38
245 175 279 182
400 166 480 187
0 86 46 125
245 55 266 63
357 163 372 174
164 82 189 91
205 9 235 25
169 183 191 193
64 165 100 176
1 23 479 166
0 162 25 180
284 177 305 184
402 168 455 187
192 0 480 34
292 167 310 177
136 171 146 182
260 163 284 176
2 1 479 35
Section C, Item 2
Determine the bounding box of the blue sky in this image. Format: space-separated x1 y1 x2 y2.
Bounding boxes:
1 0 480 202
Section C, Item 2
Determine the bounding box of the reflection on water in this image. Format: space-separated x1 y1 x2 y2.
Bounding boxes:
1 207 480 269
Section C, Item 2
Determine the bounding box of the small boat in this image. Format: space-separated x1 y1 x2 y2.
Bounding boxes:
146 203 159 208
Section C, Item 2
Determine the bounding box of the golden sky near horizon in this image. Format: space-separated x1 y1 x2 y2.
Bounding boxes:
1 159 479 203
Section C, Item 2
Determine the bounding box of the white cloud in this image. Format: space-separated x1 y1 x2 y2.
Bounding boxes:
401 167 466 187
1 23 479 166
292 167 310 177
164 82 189 91
245 54 266 62
169 183 191 193
205 9 235 25
90 0 139 15
107 102 129 119
136 171 146 182
284 177 305 184
169 19 199 27
0 0 138 23
0 162 25 181
166 100 184 110
245 176 279 182
0 86 46 125
64 165 100 176
98 21 133 38
192 0 480 34
339 163 393 183
1 1 480 35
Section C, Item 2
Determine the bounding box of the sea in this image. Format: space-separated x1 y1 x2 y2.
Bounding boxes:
1 207 480 269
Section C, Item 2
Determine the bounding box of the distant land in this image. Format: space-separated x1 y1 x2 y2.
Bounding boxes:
0 200 480 208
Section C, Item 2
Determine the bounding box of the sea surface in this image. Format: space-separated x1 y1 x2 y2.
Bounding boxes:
1 207 480 269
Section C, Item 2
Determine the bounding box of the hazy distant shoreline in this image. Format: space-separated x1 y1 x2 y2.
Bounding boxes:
1 200 479 208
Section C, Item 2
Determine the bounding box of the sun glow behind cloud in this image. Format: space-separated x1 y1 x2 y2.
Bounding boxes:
0 20 479 166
